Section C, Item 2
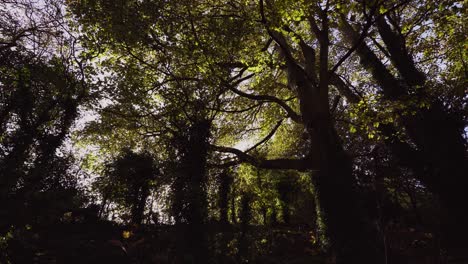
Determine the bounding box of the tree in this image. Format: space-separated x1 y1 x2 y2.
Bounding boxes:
67 0 384 262
337 0 467 246
0 3 95 262
0 46 89 231
66 0 467 262
96 149 159 225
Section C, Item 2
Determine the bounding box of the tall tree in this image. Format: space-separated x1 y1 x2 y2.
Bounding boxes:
0 0 93 235
96 149 159 224
67 0 466 261
337 0 467 245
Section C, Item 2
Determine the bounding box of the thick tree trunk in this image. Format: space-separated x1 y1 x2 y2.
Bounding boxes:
185 120 210 227
288 72 385 262
272 20 385 260
256 9 386 260
288 27 385 261
307 117 384 264
175 119 211 263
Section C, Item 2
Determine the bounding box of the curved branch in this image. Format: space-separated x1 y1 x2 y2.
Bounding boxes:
332 1 412 74
226 83 302 123
245 119 283 153
331 14 374 73
210 145 309 170
259 0 303 70
330 73 360 104
339 15 404 99
208 102 264 114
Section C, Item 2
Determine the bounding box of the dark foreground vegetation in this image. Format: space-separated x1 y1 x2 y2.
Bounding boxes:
0 0 466 263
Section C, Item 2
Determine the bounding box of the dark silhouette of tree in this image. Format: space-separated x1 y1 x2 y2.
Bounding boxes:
168 116 212 263
338 2 467 246
0 0 449 262
96 149 159 225
277 175 295 225
237 190 253 263
218 170 233 225
0 52 88 231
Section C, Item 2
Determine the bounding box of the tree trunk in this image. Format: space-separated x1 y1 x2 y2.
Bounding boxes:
218 171 231 225
290 32 385 262
175 119 211 263
307 117 384 264
131 185 149 225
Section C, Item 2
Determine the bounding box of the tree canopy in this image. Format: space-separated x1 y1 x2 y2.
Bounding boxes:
0 0 466 263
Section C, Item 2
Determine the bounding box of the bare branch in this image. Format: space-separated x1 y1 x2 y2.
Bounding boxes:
245 119 283 153
211 145 309 170
225 82 302 123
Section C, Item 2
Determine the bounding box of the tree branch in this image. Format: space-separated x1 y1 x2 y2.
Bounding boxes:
245 119 283 153
331 0 411 74
211 145 309 170
330 3 380 73
330 73 360 104
225 82 302 123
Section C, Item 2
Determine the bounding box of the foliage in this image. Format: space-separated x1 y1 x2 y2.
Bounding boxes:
0 0 466 262
94 149 159 224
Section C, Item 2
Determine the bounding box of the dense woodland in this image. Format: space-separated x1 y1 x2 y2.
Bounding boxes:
0 0 466 263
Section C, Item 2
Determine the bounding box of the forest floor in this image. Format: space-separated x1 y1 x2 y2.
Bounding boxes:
4 219 329 264
3 218 466 263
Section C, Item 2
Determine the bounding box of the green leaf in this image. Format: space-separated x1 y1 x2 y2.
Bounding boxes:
379 6 388 14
